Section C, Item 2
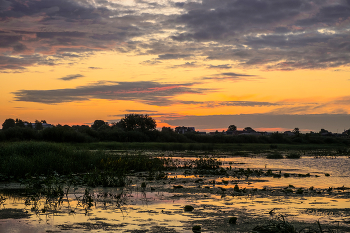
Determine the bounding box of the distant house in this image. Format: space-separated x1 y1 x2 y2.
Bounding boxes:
24 122 54 129
175 126 195 134
197 132 206 135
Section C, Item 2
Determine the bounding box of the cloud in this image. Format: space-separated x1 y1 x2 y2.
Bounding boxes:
207 64 232 69
125 110 158 113
140 59 162 65
266 96 350 115
12 81 212 105
170 62 200 68
1 0 350 71
0 54 55 70
157 54 192 60
202 72 261 81
59 74 84 81
178 100 279 107
164 114 350 132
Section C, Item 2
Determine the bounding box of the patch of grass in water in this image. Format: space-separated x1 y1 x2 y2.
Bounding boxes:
286 153 301 159
266 152 284 159
0 142 168 189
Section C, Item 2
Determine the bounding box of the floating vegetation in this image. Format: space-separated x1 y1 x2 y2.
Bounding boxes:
229 216 237 224
266 153 284 159
252 215 296 233
192 225 201 232
286 153 301 159
184 205 194 211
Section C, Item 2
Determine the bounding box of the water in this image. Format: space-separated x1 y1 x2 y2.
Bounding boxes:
1 156 350 232
170 156 350 189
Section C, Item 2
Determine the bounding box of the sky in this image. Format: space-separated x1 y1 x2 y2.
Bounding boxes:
1 0 350 132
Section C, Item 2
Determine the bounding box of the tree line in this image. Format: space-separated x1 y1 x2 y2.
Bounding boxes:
1 114 349 144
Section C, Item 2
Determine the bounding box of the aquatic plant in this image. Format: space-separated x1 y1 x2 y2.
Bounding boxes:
266 152 284 159
184 205 194 211
296 188 304 194
252 215 295 233
229 216 237 224
194 157 221 170
286 153 301 159
192 225 201 232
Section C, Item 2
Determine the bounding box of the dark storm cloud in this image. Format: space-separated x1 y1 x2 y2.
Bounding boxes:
12 81 211 105
59 74 84 81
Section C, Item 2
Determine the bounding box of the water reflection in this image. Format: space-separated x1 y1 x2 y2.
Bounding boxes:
0 155 350 232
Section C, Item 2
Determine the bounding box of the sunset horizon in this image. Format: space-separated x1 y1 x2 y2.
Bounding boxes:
2 0 350 133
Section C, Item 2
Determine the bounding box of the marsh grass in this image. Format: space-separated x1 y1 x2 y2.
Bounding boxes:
286 153 301 159
73 142 350 153
252 215 340 233
0 142 168 186
266 152 284 159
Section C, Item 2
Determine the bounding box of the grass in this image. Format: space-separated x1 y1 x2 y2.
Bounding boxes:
266 152 284 159
70 141 350 153
0 141 167 186
286 152 301 159
253 215 340 233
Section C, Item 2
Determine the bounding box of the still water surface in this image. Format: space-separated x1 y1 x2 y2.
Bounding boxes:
0 156 349 232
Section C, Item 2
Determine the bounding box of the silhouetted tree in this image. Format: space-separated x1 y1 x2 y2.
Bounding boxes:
243 127 255 133
35 120 43 130
91 120 108 130
319 128 330 135
161 127 174 133
26 122 33 128
2 118 16 130
118 114 156 132
227 125 237 131
293 127 300 136
15 118 25 128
